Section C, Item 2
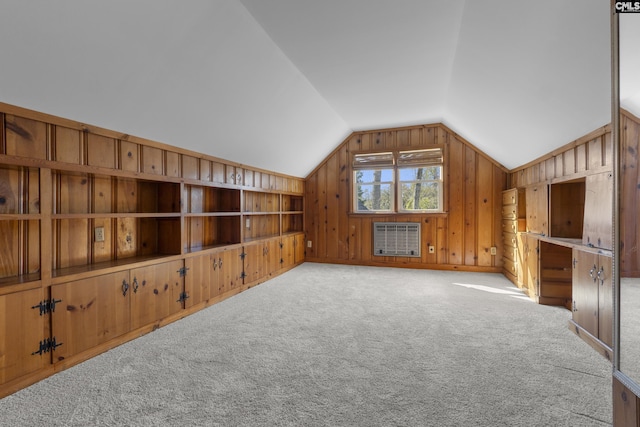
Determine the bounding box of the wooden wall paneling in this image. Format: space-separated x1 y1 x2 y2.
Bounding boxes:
243 168 253 188
409 128 422 147
337 146 349 260
316 164 327 259
476 156 494 267
396 129 409 148
588 136 604 171
56 172 89 214
0 221 19 279
116 218 137 259
120 141 139 173
436 216 448 265
604 131 613 169
424 127 437 146
544 157 555 181
155 182 180 213
182 155 199 181
555 155 564 181
361 218 373 262
141 146 164 175
448 137 464 265
156 218 181 255
563 149 576 177
4 115 47 160
116 178 138 213
211 162 225 184
39 167 52 281
464 146 477 266
305 173 318 258
25 220 40 276
494 164 507 267
165 152 180 178
55 219 90 269
372 132 385 150
0 113 4 154
0 166 19 214
621 113 640 275
421 217 437 264
200 159 211 182
92 175 112 214
54 126 82 164
576 143 588 173
224 164 236 185
360 133 372 151
92 217 112 264
346 134 360 153
348 217 360 260
87 133 116 169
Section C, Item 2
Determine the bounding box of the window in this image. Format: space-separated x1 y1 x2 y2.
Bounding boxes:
353 148 444 213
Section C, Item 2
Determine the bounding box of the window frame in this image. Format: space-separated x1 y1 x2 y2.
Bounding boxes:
351 145 446 215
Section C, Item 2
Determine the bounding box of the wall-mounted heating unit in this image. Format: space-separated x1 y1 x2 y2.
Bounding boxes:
373 222 421 257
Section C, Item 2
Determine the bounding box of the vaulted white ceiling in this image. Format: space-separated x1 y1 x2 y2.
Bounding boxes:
0 1 612 177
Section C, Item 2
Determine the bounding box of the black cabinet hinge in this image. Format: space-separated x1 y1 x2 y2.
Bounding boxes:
31 299 62 316
177 267 189 277
240 252 247 260
177 292 189 303
31 337 63 356
240 272 247 279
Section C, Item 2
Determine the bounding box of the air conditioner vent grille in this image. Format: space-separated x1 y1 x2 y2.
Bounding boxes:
373 222 421 257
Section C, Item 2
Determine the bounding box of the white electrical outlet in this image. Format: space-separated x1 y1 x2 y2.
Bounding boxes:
307 240 312 248
490 246 497 255
94 227 105 242
245 218 251 228
428 245 435 254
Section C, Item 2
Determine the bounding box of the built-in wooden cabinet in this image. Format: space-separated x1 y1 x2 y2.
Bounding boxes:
504 124 613 359
525 184 548 235
0 288 47 385
0 103 305 397
502 188 525 286
51 271 132 361
571 250 613 353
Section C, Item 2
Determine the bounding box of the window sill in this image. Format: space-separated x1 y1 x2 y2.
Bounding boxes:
349 211 448 218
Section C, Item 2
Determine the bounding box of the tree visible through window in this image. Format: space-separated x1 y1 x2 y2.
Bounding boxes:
353 148 443 213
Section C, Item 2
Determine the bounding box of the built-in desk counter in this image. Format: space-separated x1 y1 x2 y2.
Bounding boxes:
521 233 613 361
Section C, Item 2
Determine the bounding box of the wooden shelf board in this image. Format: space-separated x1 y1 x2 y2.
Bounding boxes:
0 214 41 220
51 254 183 284
184 212 241 217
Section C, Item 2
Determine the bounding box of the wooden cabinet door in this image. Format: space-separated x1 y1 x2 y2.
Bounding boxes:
219 247 241 293
523 235 539 295
526 184 548 235
0 288 47 385
294 233 305 263
241 242 263 284
597 255 613 348
265 237 280 276
51 271 131 361
572 250 599 337
130 260 184 330
281 235 295 269
582 172 613 250
184 254 211 308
